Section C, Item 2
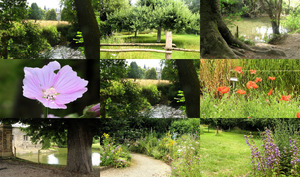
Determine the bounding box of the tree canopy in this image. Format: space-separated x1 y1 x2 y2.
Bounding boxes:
28 3 45 21
145 67 157 79
45 9 57 20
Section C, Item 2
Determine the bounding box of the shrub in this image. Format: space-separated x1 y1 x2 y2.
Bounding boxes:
283 13 300 32
41 26 60 46
141 85 160 105
170 118 200 135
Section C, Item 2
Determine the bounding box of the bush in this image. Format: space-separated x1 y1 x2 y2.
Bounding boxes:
283 13 300 32
170 118 200 135
8 21 51 59
41 26 60 46
141 85 160 105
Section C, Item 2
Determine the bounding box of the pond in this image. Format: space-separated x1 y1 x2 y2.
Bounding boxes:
142 104 187 118
228 16 288 42
41 45 85 59
17 148 100 166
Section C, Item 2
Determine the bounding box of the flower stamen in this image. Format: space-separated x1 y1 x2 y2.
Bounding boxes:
43 87 58 101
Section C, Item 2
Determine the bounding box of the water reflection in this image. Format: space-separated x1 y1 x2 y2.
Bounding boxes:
48 154 59 164
41 46 86 59
229 17 288 42
17 148 100 166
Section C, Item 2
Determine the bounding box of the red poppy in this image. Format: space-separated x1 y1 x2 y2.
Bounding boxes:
268 76 276 80
250 70 256 74
246 81 258 89
268 89 273 96
217 86 230 94
248 116 251 119
201 60 205 64
233 66 243 74
281 95 291 101
236 89 246 95
297 112 300 118
254 77 262 83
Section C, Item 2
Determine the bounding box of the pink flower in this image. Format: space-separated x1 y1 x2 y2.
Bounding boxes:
23 61 88 109
89 103 100 117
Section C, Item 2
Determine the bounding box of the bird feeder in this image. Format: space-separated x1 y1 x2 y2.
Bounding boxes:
230 77 238 90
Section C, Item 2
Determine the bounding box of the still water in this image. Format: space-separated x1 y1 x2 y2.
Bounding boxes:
17 148 100 166
228 17 288 42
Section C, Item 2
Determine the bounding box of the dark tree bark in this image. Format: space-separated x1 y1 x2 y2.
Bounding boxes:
157 26 162 43
176 60 200 118
259 0 282 35
66 120 93 173
200 0 255 59
74 0 100 59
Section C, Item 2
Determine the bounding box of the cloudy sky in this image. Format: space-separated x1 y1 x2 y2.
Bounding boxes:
27 0 61 10
126 59 164 69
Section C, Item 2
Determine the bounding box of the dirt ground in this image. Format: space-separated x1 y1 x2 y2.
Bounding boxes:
100 153 171 177
0 159 100 177
204 33 300 59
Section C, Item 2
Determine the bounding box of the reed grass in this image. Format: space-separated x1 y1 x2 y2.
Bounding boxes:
26 20 70 27
125 79 170 86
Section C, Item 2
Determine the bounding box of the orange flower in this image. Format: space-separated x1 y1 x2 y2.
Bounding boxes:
233 66 243 74
201 60 205 64
236 89 246 95
268 76 276 80
217 86 230 94
248 117 251 118
250 70 256 74
280 95 291 101
297 112 300 118
268 89 273 96
266 99 269 102
246 81 258 89
254 77 262 83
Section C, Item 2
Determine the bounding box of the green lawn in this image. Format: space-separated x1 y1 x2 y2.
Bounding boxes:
200 128 262 177
100 33 200 59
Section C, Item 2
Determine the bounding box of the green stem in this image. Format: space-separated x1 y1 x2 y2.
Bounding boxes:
44 107 48 118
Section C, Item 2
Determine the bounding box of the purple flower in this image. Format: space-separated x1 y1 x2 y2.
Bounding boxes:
89 103 100 117
23 61 88 109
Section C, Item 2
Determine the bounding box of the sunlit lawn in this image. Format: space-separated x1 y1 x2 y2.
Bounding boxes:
100 33 200 59
200 127 262 177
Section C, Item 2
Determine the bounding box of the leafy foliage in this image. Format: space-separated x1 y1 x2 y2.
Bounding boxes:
45 9 57 20
28 3 45 20
145 67 157 79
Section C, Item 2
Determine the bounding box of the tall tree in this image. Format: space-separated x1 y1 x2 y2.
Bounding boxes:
45 9 57 20
176 60 200 118
259 0 283 35
74 0 100 59
145 67 157 79
28 3 44 21
127 62 140 80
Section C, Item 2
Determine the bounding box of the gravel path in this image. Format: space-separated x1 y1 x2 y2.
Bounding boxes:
100 153 171 177
0 159 100 177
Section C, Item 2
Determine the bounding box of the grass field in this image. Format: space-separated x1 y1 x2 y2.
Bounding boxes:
26 20 70 27
200 127 262 177
126 79 170 86
100 33 200 59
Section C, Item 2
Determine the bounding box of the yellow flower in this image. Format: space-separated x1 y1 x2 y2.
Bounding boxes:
168 140 177 146
102 133 110 139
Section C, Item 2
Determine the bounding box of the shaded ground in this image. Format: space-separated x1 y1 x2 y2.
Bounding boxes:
0 159 100 177
204 33 300 59
100 153 171 177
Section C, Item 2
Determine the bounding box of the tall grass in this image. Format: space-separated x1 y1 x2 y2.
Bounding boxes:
26 20 70 27
200 59 237 96
201 59 300 95
126 79 170 86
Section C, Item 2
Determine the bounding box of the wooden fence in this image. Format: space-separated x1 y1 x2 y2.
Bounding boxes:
100 31 200 59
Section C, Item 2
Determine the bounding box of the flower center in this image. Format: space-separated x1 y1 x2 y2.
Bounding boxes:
43 87 58 101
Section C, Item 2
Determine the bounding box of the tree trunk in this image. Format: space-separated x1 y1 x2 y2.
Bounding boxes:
135 30 137 38
74 0 100 59
66 120 93 173
157 26 161 43
271 21 280 35
200 0 251 59
176 60 200 118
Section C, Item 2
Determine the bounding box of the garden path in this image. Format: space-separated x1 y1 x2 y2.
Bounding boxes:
100 153 172 177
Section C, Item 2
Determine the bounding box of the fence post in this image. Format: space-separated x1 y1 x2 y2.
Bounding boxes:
14 147 16 158
38 150 40 164
165 31 172 59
